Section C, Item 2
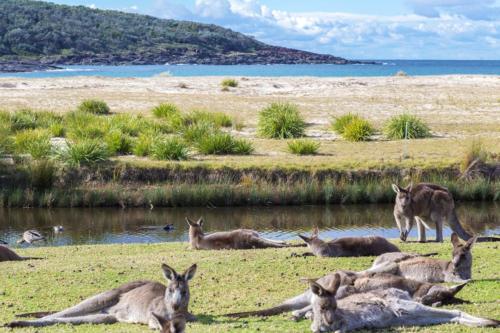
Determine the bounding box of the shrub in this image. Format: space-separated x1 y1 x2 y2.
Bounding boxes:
0 124 13 155
331 113 361 135
184 110 232 128
384 114 431 140
132 134 153 157
10 109 37 131
151 136 189 161
197 132 253 155
287 139 320 155
221 78 238 88
104 130 133 155
182 121 218 143
14 129 52 158
57 140 109 167
258 102 306 139
77 99 110 115
65 111 108 139
461 139 488 172
50 123 66 137
342 118 374 142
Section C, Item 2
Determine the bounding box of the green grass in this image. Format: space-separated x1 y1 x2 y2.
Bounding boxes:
151 136 189 161
104 130 133 155
14 129 52 159
196 133 254 155
331 113 361 135
342 118 375 142
287 139 320 155
258 102 306 139
152 103 181 121
0 241 498 333
132 133 153 157
221 78 238 88
77 99 110 115
384 113 431 140
56 140 109 167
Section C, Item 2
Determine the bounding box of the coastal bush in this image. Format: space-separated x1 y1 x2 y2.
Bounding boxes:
14 129 52 159
197 132 253 155
104 130 133 155
287 139 320 155
184 110 233 128
181 121 218 144
258 102 305 139
331 113 361 135
132 134 153 157
342 118 374 142
221 78 238 88
77 99 110 115
384 114 431 140
57 140 109 167
10 109 38 131
151 136 189 161
65 111 109 139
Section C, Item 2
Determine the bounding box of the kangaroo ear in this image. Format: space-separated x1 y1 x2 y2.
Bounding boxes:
405 182 413 192
464 236 477 250
151 312 168 328
183 263 197 281
185 217 196 227
326 273 342 295
312 226 319 237
298 234 311 244
197 217 204 227
161 263 178 281
449 282 468 296
392 184 401 193
310 281 328 297
450 233 461 248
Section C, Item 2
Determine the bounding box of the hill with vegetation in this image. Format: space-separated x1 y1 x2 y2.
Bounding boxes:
0 0 360 70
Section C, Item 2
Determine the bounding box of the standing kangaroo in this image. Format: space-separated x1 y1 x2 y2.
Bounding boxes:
298 227 400 257
392 182 472 242
186 217 300 250
7 263 197 331
309 274 498 333
0 245 42 262
367 233 477 283
226 270 466 320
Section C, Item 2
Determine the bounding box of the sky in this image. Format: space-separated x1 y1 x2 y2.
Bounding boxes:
46 0 500 60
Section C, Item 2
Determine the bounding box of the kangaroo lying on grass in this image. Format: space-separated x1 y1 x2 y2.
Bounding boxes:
309 273 498 333
298 227 400 257
0 245 43 262
367 233 476 283
392 183 473 242
226 270 467 320
187 217 303 250
6 263 196 332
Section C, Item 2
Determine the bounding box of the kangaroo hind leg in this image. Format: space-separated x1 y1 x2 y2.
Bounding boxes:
416 217 427 243
7 314 117 328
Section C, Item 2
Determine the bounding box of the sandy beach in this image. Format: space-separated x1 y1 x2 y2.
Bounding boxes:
1 75 499 168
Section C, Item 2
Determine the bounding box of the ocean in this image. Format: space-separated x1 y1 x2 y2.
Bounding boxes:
1 60 499 78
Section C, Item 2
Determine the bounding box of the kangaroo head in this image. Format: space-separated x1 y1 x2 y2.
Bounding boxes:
451 233 477 277
151 312 185 333
310 273 342 333
298 227 323 248
162 263 197 312
186 217 204 236
419 282 467 306
392 183 413 207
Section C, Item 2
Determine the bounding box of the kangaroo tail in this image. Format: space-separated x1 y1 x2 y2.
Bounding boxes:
419 219 431 230
448 210 473 241
454 312 500 327
476 236 500 242
226 292 310 318
21 257 44 261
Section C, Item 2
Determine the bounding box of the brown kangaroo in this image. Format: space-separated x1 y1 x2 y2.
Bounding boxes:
367 233 477 283
151 312 186 333
186 217 301 250
392 182 473 242
7 263 197 331
0 245 42 262
298 227 400 257
309 274 498 333
226 270 466 320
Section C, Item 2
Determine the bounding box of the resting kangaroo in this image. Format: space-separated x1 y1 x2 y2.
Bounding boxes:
392 182 473 242
226 270 466 320
186 217 301 250
0 245 42 262
298 227 399 257
309 274 498 333
7 263 197 331
367 233 476 283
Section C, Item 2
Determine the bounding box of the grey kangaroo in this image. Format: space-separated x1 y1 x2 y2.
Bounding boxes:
309 274 498 333
7 263 197 331
367 233 477 283
392 182 473 242
0 245 42 262
226 270 466 320
187 217 302 250
298 227 400 257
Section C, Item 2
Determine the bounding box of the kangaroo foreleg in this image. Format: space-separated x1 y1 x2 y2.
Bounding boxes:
226 291 311 317
291 305 312 321
7 314 118 328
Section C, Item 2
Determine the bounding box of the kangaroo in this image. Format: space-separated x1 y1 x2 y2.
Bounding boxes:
309 274 498 333
367 233 476 283
298 227 400 257
186 217 301 250
17 230 46 244
371 251 438 267
151 312 186 333
6 263 197 330
226 270 466 320
392 182 473 242
0 245 43 262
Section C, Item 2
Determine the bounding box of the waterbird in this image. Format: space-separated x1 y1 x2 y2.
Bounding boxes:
17 230 46 244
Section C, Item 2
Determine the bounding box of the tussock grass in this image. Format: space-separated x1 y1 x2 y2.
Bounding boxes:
10 109 38 131
287 139 320 155
132 134 153 157
461 139 488 172
0 123 14 155
196 133 254 155
14 129 52 159
384 113 431 140
77 99 110 115
104 130 133 155
221 78 238 88
28 159 57 190
331 113 361 135
258 102 305 139
342 118 375 142
151 136 189 161
57 140 109 167
152 103 181 120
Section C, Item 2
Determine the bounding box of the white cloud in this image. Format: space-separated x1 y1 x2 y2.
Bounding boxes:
88 3 96 9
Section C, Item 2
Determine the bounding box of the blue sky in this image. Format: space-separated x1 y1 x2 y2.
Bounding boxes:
48 0 500 60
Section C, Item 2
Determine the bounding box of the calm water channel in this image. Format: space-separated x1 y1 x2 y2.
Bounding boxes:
0 203 498 247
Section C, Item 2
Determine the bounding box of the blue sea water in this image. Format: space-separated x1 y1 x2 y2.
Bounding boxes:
1 60 499 78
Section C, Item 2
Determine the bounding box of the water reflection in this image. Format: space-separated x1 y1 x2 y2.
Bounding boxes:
0 203 498 247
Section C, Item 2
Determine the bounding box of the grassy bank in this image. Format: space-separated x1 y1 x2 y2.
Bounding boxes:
1 241 499 332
